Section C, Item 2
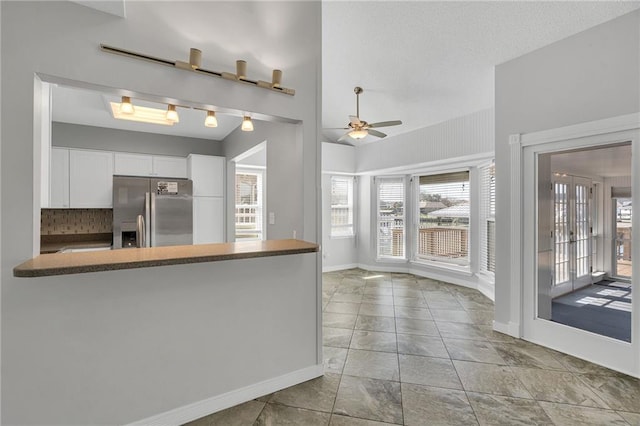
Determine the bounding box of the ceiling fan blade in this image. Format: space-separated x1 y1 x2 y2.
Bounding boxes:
368 120 402 128
349 115 361 126
368 129 387 138
324 127 350 130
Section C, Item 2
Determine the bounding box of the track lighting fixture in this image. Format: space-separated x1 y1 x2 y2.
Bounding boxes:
120 96 134 114
101 44 295 95
272 70 283 88
236 60 247 80
189 48 202 69
205 110 218 128
241 116 254 132
166 104 179 122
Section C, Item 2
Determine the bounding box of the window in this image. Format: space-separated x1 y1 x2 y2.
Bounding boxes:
377 177 405 259
235 169 264 240
330 176 355 237
416 171 470 266
479 163 496 273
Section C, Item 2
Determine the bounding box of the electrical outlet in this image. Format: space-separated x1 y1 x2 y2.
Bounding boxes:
268 212 275 225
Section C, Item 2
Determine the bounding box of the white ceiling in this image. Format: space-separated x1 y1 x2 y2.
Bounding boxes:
322 1 640 144
550 143 632 178
56 1 640 145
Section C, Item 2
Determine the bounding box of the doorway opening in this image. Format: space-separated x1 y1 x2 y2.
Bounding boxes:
538 142 632 342
234 142 266 241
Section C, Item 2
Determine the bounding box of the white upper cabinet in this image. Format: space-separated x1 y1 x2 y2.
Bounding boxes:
114 153 187 178
152 156 187 178
69 150 114 208
114 153 153 176
188 154 225 197
50 147 70 208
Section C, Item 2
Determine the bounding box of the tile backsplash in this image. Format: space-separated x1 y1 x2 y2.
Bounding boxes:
41 209 113 235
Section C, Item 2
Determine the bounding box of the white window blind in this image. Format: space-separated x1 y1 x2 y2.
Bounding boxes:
479 163 496 273
330 176 355 237
416 171 470 265
235 170 264 241
377 177 405 259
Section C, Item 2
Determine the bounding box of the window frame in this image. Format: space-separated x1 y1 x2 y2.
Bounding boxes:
375 175 407 261
330 175 356 239
478 161 496 276
412 169 471 268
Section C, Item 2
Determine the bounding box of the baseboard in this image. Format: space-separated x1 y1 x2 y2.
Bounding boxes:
357 263 410 274
407 267 475 290
493 320 520 338
476 276 495 302
357 263 479 293
125 364 324 426
322 263 359 273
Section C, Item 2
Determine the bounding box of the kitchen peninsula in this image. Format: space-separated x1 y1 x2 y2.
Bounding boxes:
14 239 318 277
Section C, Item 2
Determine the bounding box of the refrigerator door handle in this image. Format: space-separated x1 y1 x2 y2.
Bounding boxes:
136 214 145 248
145 192 151 247
150 191 157 247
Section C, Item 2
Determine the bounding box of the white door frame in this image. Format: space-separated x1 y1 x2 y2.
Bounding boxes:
510 112 640 377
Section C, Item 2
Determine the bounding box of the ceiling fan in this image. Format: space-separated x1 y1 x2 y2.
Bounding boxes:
330 86 402 144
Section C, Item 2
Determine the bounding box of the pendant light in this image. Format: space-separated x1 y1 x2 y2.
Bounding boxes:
120 96 135 114
204 110 218 128
241 116 254 132
166 104 179 122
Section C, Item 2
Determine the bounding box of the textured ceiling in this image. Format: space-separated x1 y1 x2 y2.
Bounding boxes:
56 1 640 144
322 1 640 144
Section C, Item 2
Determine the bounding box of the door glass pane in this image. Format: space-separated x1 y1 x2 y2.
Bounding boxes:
554 182 569 285
575 184 590 279
615 197 632 278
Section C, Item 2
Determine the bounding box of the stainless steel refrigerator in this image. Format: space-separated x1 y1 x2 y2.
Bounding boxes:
112 175 193 249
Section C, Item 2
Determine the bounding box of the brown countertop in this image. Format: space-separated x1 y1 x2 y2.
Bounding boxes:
14 239 319 278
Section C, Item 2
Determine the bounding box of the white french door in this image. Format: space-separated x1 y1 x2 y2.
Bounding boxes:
551 175 592 298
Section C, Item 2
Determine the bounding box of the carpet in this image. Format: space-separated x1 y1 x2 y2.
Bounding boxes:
551 281 631 342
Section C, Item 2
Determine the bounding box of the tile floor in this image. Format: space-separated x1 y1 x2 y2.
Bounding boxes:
185 269 640 426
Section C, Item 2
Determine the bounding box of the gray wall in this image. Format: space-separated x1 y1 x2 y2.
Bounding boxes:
1 1 321 424
494 10 640 328
223 121 303 241
53 122 224 156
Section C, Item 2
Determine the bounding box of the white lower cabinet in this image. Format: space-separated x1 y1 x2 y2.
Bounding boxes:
193 196 224 244
50 147 70 208
69 150 114 208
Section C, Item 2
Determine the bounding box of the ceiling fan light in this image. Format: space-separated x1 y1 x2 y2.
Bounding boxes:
166 104 179 122
204 110 218 128
120 96 134 114
241 116 254 132
348 129 368 139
